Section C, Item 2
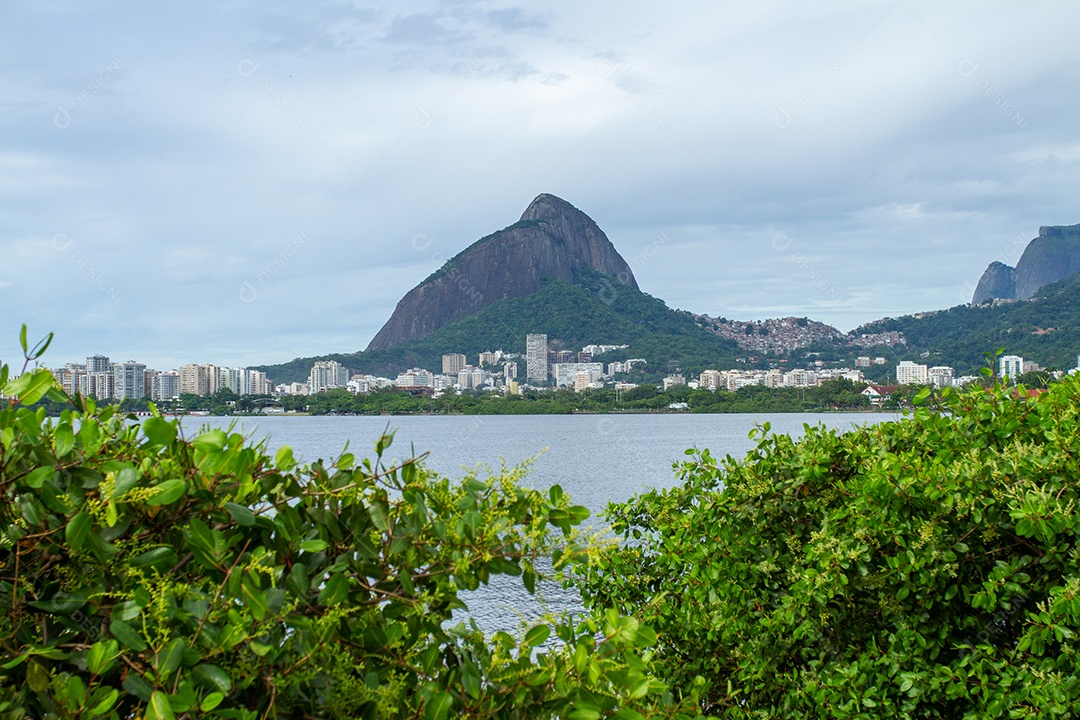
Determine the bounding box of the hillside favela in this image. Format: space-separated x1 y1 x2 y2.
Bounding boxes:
6 4 1080 720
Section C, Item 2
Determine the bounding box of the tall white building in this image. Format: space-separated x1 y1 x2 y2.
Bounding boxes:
896 360 930 385
1000 355 1024 380
309 360 349 393
113 361 146 400
86 354 111 374
526 334 548 383
151 371 181 401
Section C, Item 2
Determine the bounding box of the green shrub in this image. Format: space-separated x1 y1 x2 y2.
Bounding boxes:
577 377 1080 718
0 328 701 719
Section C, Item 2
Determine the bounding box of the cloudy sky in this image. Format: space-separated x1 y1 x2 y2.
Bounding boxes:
2 2 1078 370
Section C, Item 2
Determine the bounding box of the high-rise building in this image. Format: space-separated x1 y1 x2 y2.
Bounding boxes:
179 364 211 396
896 360 930 385
457 366 487 390
151 371 181 401
86 355 111 374
548 350 573 366
442 354 467 375
1000 355 1024 380
246 370 271 395
526 334 548 383
113 361 146 400
503 361 518 381
202 364 221 395
309 360 349 393
929 366 955 389
84 372 115 399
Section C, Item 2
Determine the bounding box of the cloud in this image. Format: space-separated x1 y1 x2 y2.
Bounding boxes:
2 0 1080 370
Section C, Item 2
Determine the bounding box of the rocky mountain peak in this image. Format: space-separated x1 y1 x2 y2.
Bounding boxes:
971 224 1080 304
366 194 639 351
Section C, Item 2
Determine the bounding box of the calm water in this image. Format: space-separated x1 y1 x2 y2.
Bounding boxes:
181 412 894 632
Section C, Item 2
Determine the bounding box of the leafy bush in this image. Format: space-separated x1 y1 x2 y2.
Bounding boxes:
576 377 1080 718
0 328 700 719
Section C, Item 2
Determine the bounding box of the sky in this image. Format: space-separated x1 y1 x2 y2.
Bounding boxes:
2 1 1079 371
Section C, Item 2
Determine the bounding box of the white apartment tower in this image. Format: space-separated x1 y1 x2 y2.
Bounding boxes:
896 360 930 385
113 361 146 400
999 355 1024 380
309 360 349 393
526 334 548 383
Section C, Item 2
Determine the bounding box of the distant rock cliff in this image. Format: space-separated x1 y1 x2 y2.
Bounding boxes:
971 224 1080 304
367 194 639 351
972 261 1017 305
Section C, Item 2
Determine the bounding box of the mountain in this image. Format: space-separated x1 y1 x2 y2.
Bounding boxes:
256 196 740 383
366 194 639 351
971 261 1016 305
855 271 1080 374
972 224 1080 303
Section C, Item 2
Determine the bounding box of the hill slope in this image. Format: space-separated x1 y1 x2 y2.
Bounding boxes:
256 267 740 384
857 273 1080 374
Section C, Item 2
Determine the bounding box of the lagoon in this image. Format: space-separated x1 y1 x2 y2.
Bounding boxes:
181 412 895 631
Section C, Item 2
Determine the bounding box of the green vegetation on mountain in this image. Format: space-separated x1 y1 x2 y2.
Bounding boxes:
578 374 1080 717
257 267 740 384
855 273 1080 374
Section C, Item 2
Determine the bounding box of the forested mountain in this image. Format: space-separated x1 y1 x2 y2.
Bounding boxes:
256 267 740 383
856 272 1080 373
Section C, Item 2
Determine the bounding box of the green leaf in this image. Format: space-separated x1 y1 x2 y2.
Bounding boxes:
146 690 176 720
192 429 227 452
274 445 295 470
110 619 148 651
142 416 177 447
146 479 187 506
129 547 178 573
54 423 75 457
66 674 88 707
87 639 119 675
424 691 454 720
523 625 551 648
224 502 255 526
4 369 56 405
65 510 93 551
155 638 186 678
200 692 225 712
317 573 350 606
299 539 328 553
89 686 119 716
240 576 269 620
25 465 55 489
29 593 86 614
192 664 232 694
